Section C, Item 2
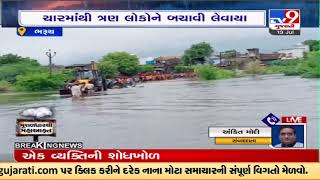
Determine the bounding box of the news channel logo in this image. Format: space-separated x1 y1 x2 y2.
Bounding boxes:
269 9 301 35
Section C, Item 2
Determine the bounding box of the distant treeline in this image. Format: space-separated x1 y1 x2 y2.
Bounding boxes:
0 40 318 92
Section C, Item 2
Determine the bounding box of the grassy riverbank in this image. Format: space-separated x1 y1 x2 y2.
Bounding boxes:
194 65 236 80
193 51 319 80
267 51 319 78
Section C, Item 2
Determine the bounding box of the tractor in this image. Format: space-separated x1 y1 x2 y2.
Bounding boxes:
59 61 107 95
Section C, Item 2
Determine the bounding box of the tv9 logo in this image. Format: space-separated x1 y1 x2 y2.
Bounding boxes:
270 9 300 24
269 9 301 35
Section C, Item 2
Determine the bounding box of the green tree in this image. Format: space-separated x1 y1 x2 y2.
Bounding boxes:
182 42 213 65
139 65 154 73
98 61 119 78
303 40 319 51
99 52 140 76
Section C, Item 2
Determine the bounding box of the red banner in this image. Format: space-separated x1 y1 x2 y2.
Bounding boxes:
14 149 319 162
281 116 307 123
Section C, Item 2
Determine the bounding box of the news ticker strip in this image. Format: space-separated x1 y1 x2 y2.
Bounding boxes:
14 149 319 162
0 163 319 179
18 10 266 27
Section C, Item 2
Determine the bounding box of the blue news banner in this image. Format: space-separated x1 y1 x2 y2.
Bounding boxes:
17 27 63 37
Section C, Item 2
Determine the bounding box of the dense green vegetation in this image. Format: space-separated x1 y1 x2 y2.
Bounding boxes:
194 65 236 80
139 65 155 73
174 65 194 73
0 54 73 92
191 50 319 80
15 70 73 91
0 54 45 83
0 54 39 66
266 51 319 78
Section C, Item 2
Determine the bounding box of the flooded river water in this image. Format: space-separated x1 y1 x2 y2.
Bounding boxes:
0 75 318 161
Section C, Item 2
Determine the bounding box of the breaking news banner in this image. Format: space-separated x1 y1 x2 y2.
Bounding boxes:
18 10 266 27
0 163 319 179
14 142 83 149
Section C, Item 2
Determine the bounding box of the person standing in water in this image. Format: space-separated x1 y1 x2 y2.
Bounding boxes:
71 82 82 99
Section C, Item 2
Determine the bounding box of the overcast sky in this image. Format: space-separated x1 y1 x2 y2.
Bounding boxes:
0 27 318 65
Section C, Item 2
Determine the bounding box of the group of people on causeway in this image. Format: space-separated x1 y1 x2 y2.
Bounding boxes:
65 72 195 98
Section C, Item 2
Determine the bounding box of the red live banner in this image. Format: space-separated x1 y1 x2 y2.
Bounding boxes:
14 149 319 162
281 116 307 123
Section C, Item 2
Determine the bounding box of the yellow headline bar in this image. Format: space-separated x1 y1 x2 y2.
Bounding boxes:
215 137 272 145
0 163 319 179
